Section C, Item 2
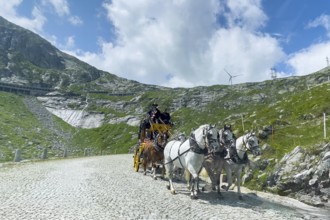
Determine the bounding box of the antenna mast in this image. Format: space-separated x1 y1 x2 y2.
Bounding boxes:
271 68 277 80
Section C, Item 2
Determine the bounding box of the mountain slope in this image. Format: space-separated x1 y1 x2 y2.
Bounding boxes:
0 16 163 93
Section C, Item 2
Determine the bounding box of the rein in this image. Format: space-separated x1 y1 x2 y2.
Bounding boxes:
189 134 208 155
163 141 190 165
241 133 256 153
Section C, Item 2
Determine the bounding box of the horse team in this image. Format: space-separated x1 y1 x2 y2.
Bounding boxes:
138 123 261 200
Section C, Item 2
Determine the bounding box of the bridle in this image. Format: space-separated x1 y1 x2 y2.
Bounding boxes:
241 133 259 154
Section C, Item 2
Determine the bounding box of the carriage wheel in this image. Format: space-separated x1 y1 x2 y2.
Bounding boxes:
134 152 140 172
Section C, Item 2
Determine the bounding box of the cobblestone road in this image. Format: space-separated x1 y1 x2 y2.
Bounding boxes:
0 154 329 220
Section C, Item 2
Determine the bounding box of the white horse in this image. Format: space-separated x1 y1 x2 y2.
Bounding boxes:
202 125 235 196
223 132 261 199
164 124 222 199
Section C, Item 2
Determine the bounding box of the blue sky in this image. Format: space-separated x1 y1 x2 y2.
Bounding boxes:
1 0 330 88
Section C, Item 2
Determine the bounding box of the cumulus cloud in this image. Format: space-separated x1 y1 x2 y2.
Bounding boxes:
286 14 330 75
287 42 330 75
73 0 285 87
0 0 47 33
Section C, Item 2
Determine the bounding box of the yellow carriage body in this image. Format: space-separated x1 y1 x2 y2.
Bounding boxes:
150 123 171 133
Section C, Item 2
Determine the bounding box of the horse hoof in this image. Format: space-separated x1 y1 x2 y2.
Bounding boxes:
221 185 227 190
239 195 243 200
171 190 176 195
190 195 198 200
212 186 216 191
153 176 157 180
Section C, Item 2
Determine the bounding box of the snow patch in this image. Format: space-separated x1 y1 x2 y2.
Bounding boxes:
46 108 104 128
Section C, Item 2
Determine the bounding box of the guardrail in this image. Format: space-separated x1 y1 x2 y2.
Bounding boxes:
11 147 93 162
0 82 54 95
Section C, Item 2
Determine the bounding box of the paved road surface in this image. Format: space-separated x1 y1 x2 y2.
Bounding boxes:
0 154 329 220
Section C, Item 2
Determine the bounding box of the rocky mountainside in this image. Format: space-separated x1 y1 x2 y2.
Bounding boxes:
0 16 163 93
0 16 330 209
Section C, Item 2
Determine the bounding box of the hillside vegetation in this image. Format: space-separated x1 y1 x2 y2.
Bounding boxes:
1 69 330 164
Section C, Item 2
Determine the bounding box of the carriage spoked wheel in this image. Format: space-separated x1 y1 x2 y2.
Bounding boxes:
134 143 145 172
133 151 140 172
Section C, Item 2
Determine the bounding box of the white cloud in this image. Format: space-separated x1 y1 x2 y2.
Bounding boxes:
72 0 284 87
68 16 83 26
307 14 330 37
287 41 330 75
64 36 75 49
43 0 70 17
0 0 47 33
43 0 82 26
226 0 267 30
286 14 330 75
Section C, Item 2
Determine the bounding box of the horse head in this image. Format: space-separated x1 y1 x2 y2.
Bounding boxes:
203 125 222 154
219 125 235 148
244 132 261 157
155 131 169 149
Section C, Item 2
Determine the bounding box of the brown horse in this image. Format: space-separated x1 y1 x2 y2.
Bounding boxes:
142 132 169 179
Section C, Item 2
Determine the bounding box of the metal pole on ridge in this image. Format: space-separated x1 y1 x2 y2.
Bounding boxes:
324 113 326 141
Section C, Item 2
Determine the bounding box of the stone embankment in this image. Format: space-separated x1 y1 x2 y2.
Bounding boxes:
0 154 329 220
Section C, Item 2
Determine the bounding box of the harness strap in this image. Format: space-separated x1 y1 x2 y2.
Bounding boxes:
164 126 209 165
189 137 208 155
164 141 190 165
177 143 185 168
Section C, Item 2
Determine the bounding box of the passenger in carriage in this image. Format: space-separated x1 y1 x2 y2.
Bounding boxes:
159 109 171 124
148 103 161 123
138 103 160 142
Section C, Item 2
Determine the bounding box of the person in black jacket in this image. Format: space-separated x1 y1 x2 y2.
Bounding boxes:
147 103 161 123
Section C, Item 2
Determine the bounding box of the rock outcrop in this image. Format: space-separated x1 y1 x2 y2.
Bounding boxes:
266 144 330 208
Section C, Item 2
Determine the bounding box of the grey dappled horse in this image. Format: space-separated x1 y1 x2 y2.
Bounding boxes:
202 125 235 196
226 132 261 199
163 124 221 199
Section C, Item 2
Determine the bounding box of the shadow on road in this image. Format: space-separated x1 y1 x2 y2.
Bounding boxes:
150 171 330 220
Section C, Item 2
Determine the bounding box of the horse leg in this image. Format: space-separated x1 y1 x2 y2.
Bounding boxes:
143 160 147 175
186 166 200 199
160 164 165 179
165 163 176 194
151 164 157 180
189 175 199 199
186 171 192 190
236 166 243 200
222 161 232 191
214 162 223 196
196 166 204 193
203 161 216 191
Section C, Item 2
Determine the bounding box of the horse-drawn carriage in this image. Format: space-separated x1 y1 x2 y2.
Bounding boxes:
133 104 172 175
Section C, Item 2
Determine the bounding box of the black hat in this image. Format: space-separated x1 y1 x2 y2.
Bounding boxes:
224 124 231 129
